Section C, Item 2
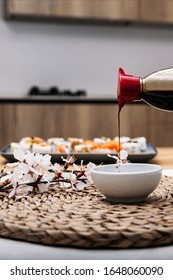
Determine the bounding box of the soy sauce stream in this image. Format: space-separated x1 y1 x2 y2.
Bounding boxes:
118 108 121 159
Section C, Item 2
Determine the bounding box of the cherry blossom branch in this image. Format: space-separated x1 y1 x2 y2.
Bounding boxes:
0 149 94 199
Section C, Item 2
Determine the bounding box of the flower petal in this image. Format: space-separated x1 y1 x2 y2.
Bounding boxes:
6 162 19 168
119 150 128 160
38 183 49 193
8 187 16 198
13 148 25 162
76 181 85 190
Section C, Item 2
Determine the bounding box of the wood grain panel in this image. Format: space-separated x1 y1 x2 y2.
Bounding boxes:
6 0 173 24
119 104 149 137
147 106 173 146
140 0 173 24
13 104 118 140
5 0 139 21
6 0 39 16
0 104 17 148
51 0 139 20
0 104 172 149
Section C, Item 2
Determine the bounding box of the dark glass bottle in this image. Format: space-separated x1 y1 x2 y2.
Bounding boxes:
118 67 173 111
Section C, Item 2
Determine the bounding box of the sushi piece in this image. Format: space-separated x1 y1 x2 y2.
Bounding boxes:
122 142 141 153
93 137 111 145
74 144 93 153
32 143 51 154
101 140 122 152
20 136 46 146
56 144 70 154
67 137 84 149
47 137 65 145
10 142 30 152
47 138 67 153
132 137 147 151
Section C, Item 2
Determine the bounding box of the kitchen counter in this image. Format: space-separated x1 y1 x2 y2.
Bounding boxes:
0 95 147 105
0 147 173 260
0 95 117 104
150 146 173 168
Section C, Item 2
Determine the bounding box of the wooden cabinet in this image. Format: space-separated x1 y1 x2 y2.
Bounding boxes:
0 103 173 149
5 0 173 24
5 0 139 22
140 0 173 24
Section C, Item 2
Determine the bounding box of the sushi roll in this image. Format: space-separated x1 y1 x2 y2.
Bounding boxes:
74 144 93 153
20 136 46 146
122 142 141 154
132 137 147 151
68 137 84 143
32 143 52 154
93 137 111 144
10 142 30 152
67 137 84 149
47 137 65 145
47 137 66 153
56 144 70 154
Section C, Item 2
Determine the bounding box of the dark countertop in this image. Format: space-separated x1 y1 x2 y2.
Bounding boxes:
0 96 146 105
0 95 117 104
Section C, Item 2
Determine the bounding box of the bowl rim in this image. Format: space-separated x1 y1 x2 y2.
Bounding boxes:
91 163 162 175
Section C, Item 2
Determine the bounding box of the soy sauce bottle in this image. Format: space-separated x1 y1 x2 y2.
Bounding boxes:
118 67 173 111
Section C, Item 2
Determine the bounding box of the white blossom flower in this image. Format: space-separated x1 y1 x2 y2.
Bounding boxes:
0 149 90 199
52 163 63 179
37 183 49 193
0 174 12 186
73 160 83 171
119 150 128 160
39 154 52 169
61 155 76 169
73 163 80 171
63 171 76 181
9 185 33 199
14 148 26 162
41 171 54 183
75 181 85 191
52 163 61 173
13 162 29 177
108 150 129 164
86 162 96 183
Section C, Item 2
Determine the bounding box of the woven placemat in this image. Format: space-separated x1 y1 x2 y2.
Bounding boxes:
0 176 173 249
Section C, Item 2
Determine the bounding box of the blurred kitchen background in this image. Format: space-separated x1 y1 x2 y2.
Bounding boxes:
0 0 173 149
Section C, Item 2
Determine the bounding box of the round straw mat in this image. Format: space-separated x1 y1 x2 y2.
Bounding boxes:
0 176 173 249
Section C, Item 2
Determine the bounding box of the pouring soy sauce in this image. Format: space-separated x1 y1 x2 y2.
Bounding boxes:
117 67 173 158
118 67 173 111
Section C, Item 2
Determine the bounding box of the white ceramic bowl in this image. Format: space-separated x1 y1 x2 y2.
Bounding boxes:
91 164 162 203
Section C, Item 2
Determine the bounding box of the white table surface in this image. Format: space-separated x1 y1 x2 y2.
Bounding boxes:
1 237 173 260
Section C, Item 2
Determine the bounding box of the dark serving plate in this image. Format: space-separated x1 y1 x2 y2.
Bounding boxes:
1 144 157 164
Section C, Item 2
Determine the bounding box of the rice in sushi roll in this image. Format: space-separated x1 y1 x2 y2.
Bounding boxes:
47 137 65 145
10 142 30 152
32 143 52 154
122 142 141 154
132 137 147 151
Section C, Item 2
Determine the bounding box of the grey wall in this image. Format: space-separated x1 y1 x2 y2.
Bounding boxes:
1 2 173 97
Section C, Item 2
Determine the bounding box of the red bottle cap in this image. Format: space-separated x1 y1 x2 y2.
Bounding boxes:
117 68 141 109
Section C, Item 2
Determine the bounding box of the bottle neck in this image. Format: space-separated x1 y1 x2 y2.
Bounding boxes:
118 68 141 110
